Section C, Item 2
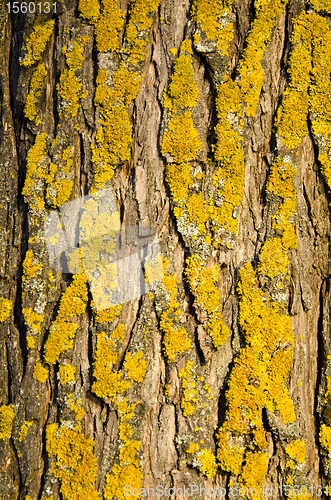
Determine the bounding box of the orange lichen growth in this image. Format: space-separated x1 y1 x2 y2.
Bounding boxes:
104 403 143 499
26 336 36 349
240 452 268 498
92 325 131 399
159 259 192 363
216 263 295 486
198 448 218 478
44 274 88 365
239 0 288 117
311 0 331 14
79 0 100 21
285 440 306 468
211 0 288 238
186 253 229 347
160 41 202 207
22 132 48 200
46 147 74 208
191 0 234 54
21 19 54 67
162 111 202 165
22 251 43 282
57 36 90 118
275 11 331 189
92 0 160 189
320 424 331 454
58 364 76 385
33 360 49 383
0 297 12 321
22 307 44 335
95 0 125 52
19 421 33 442
0 405 15 440
92 299 122 324
163 43 200 112
24 63 47 125
178 361 199 416
46 423 99 499
124 352 147 383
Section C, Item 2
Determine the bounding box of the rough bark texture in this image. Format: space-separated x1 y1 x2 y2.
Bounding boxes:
1 0 331 498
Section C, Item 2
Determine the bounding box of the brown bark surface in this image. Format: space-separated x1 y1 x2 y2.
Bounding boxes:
1 0 331 498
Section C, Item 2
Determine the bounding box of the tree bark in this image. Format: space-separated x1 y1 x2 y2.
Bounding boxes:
1 0 331 498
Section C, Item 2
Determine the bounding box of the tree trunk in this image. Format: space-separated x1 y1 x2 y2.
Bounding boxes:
1 0 331 498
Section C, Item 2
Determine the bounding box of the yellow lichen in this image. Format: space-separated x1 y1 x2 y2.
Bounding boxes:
57 36 90 118
92 325 131 399
285 440 306 465
187 442 199 454
22 132 48 207
46 423 99 499
178 361 199 417
185 254 230 348
92 0 160 189
311 0 331 13
216 263 295 487
95 0 125 52
33 360 49 383
161 111 202 165
217 82 298 484
0 297 12 321
320 424 331 454
160 259 192 363
19 421 33 442
198 449 218 478
26 336 36 349
92 301 121 323
24 63 47 125
0 405 15 440
58 364 76 385
275 10 331 193
44 274 88 365
67 395 85 421
163 42 200 112
240 452 268 498
22 250 43 283
212 0 288 238
124 352 147 383
191 0 234 55
79 0 100 21
21 19 54 67
46 147 74 207
104 407 143 500
23 307 44 335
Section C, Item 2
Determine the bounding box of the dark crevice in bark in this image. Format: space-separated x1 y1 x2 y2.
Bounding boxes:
173 401 182 471
37 424 51 500
52 19 60 136
10 441 24 499
216 386 226 430
116 294 145 373
315 280 327 454
196 51 218 154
